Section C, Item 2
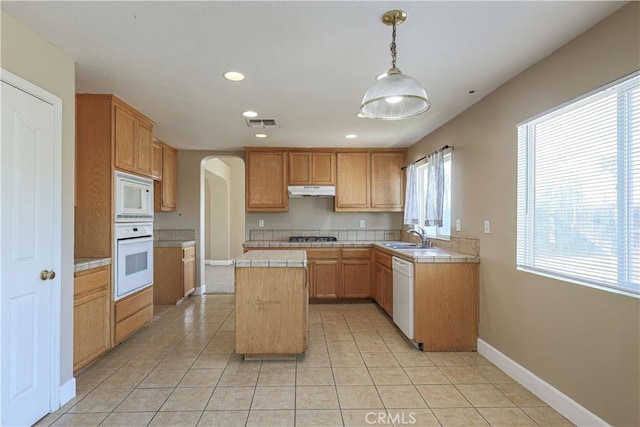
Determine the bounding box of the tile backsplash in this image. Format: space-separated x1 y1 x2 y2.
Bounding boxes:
404 233 480 256
154 229 195 241
249 229 401 242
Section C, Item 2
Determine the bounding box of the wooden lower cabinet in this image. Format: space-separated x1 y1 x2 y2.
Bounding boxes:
74 266 111 373
235 267 307 356
414 263 479 351
114 286 153 345
373 249 393 316
307 248 372 299
153 244 196 304
341 249 372 298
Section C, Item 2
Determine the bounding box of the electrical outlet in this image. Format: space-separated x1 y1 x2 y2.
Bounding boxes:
456 219 461 232
484 220 490 234
359 219 366 228
258 219 264 228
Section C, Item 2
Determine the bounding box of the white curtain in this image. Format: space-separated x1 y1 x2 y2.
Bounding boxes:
424 150 445 227
403 163 419 225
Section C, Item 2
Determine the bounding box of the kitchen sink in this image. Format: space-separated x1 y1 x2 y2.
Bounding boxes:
383 243 420 249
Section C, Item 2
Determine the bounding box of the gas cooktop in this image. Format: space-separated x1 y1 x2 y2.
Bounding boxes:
289 236 338 242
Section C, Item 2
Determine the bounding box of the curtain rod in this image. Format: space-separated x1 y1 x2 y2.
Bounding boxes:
401 145 453 170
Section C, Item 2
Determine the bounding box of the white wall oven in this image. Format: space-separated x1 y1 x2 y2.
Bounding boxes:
114 171 153 222
114 223 153 301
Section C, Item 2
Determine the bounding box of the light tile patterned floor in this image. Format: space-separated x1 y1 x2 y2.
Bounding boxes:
36 295 574 426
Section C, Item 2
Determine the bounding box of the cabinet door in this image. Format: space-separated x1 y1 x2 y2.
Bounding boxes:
313 259 340 299
161 145 178 210
342 259 372 298
182 246 195 297
312 152 335 185
114 105 137 173
73 266 110 373
151 139 163 180
289 152 312 185
136 120 153 177
246 150 288 211
371 152 405 210
382 266 393 316
373 263 384 305
335 152 370 210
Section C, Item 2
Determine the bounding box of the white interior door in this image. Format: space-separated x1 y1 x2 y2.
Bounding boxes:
1 76 58 426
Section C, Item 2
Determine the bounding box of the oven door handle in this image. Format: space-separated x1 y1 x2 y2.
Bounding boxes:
117 236 153 244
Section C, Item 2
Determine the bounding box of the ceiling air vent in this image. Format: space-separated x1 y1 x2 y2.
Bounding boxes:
246 118 278 128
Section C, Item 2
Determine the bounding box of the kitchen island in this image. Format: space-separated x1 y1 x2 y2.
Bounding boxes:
235 250 308 358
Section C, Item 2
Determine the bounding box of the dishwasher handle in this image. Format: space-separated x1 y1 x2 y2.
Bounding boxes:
392 257 414 275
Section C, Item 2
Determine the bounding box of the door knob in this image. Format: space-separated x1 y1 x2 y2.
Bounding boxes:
40 270 55 280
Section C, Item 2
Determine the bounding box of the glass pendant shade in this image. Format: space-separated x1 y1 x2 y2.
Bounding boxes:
360 68 430 120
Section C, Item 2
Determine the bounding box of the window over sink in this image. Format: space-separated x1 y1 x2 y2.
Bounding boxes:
417 153 452 239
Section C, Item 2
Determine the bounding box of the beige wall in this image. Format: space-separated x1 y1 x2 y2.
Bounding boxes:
225 157 246 259
204 159 231 260
246 198 403 234
407 4 639 425
1 11 76 391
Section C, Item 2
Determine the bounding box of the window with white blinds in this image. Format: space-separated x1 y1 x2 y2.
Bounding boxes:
517 71 640 298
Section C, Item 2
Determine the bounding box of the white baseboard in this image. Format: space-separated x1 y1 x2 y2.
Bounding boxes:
192 285 206 296
59 377 76 407
477 339 608 427
205 259 233 266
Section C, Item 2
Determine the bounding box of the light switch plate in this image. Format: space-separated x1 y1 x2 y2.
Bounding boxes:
484 220 490 234
456 219 461 232
258 219 264 228
359 219 366 228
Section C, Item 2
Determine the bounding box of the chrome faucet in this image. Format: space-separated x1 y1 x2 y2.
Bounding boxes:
406 226 432 248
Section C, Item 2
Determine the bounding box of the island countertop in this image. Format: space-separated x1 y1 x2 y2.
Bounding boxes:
234 250 307 268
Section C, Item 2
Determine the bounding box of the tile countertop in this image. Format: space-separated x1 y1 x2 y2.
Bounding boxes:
235 250 307 268
242 241 479 264
153 239 196 248
74 257 112 273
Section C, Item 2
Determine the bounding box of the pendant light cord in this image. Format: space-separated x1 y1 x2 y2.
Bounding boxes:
390 22 397 69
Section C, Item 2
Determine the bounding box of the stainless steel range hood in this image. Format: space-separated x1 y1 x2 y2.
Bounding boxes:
288 185 336 198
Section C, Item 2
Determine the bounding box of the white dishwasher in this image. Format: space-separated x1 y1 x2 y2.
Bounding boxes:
392 256 414 339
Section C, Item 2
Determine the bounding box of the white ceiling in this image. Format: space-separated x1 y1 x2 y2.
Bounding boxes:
2 1 626 150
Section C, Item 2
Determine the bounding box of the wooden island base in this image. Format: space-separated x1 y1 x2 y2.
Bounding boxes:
235 250 308 358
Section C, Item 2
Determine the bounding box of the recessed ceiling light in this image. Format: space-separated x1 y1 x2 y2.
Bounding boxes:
242 110 258 118
254 133 267 138
223 71 245 81
356 112 366 118
345 134 357 139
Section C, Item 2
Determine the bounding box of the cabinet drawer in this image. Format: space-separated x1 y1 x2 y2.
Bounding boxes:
115 286 153 323
74 266 110 297
183 245 195 259
374 251 392 269
115 305 153 343
342 248 371 259
307 248 341 259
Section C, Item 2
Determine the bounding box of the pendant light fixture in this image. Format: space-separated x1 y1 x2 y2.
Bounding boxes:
360 10 430 120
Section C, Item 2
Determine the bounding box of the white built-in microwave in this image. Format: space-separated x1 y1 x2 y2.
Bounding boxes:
114 171 154 222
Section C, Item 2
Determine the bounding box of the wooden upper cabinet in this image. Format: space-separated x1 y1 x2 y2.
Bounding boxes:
246 149 288 212
289 152 312 185
151 139 163 180
335 152 370 210
289 151 336 185
153 139 178 211
371 152 405 211
113 98 154 178
114 105 137 173
335 150 405 212
136 121 153 177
